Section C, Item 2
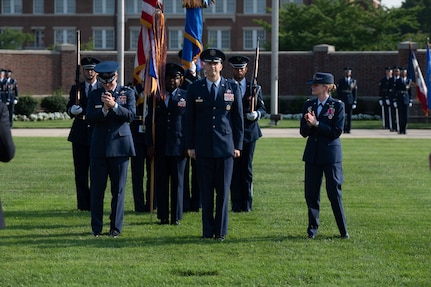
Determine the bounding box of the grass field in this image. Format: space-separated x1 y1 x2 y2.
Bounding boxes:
0 135 430 286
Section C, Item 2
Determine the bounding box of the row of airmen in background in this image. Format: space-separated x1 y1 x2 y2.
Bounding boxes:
378 66 412 134
66 51 266 239
0 69 18 127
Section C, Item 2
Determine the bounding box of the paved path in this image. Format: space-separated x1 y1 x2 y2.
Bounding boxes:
11 128 431 139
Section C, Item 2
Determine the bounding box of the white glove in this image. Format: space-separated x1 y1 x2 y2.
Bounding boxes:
393 102 397 108
352 104 357 110
246 111 258 121
386 99 390 105
378 100 383 106
14 99 18 105
70 105 83 115
409 102 412 108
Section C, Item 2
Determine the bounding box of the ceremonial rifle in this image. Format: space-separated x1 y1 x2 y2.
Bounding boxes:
250 38 260 112
75 30 81 105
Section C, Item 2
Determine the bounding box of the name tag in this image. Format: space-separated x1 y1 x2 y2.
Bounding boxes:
95 104 102 109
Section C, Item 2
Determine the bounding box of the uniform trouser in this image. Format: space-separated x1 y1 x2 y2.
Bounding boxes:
231 140 256 212
7 101 14 127
154 154 187 222
389 104 397 131
90 156 129 234
131 142 152 211
304 162 348 237
197 156 233 238
383 103 390 129
397 103 409 133
183 158 201 211
72 143 91 211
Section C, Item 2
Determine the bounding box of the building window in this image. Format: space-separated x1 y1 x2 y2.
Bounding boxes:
205 0 235 14
33 0 44 14
54 28 75 45
168 28 184 50
125 0 140 14
31 28 45 48
164 0 185 14
280 0 302 6
55 0 76 14
129 27 140 50
94 28 115 50
243 29 265 50
244 0 266 14
94 0 115 14
2 0 23 14
207 29 230 50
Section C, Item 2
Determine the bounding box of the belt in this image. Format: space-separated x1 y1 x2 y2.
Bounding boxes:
133 116 144 121
76 115 86 120
341 90 352 93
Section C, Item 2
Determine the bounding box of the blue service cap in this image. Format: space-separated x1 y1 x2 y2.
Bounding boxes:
307 72 334 85
81 57 101 69
228 56 250 69
200 48 225 63
165 63 184 77
95 61 119 83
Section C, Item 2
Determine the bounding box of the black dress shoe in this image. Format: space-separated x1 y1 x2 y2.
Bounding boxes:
214 235 225 241
308 234 316 239
109 230 120 238
171 220 179 225
340 233 350 239
159 219 169 225
92 232 102 237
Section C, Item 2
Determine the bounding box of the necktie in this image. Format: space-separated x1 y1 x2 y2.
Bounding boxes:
88 84 92 94
317 103 323 116
211 83 216 101
165 93 170 107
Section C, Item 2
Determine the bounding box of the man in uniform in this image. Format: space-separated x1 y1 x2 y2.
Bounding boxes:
389 66 401 132
378 67 394 130
337 67 357 133
0 69 7 108
86 61 136 237
393 67 412 134
4 70 18 127
186 49 244 241
228 55 265 212
145 63 188 225
66 56 102 211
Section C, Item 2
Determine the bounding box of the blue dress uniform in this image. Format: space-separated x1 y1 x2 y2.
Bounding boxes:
394 68 412 134
0 101 15 163
86 61 136 237
337 67 357 133
66 56 102 211
228 56 266 212
186 49 244 240
145 63 188 225
389 66 401 132
4 70 18 127
129 83 152 212
300 72 349 239
378 67 394 130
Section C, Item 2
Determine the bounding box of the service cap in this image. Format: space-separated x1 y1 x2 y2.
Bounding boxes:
228 56 250 69
200 48 225 63
307 72 334 85
81 57 101 70
165 63 184 77
95 61 119 83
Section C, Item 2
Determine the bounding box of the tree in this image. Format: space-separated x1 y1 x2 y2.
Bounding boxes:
256 0 425 51
401 0 431 36
0 28 33 49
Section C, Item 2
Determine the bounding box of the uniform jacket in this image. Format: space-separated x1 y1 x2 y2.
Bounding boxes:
242 80 265 143
145 88 188 157
337 77 357 105
86 84 136 158
300 96 345 164
0 102 15 162
185 77 244 158
394 77 412 105
67 81 104 145
5 78 18 102
130 102 147 145
379 76 394 101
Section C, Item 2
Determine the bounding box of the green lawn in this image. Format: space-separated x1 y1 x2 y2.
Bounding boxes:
0 136 430 286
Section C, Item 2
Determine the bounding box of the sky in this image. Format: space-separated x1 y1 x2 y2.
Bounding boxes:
381 0 403 8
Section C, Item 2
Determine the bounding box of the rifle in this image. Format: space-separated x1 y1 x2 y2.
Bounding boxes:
250 38 260 112
75 30 81 105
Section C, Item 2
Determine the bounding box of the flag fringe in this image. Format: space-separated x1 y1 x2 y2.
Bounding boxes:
183 0 215 8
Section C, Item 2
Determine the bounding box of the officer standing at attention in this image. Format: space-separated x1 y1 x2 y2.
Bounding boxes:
4 70 18 127
378 67 394 130
337 67 357 133
86 61 136 237
129 83 152 212
228 55 265 212
394 67 412 134
389 66 401 132
146 63 188 225
186 49 244 241
66 56 102 211
300 72 349 239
